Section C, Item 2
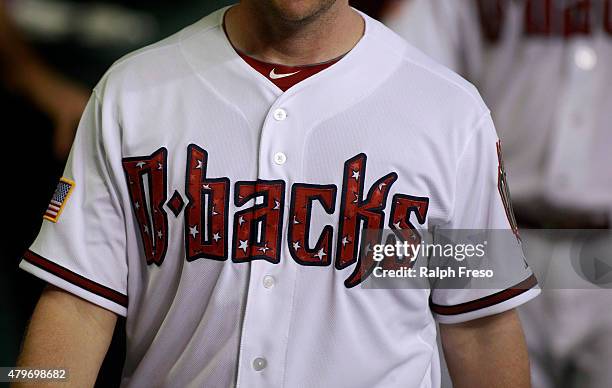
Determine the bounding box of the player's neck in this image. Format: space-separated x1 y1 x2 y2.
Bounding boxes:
224 3 364 66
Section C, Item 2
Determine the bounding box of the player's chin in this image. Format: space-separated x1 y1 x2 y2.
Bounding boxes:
269 0 337 23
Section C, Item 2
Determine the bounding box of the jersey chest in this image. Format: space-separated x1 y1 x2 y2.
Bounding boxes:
118 101 445 289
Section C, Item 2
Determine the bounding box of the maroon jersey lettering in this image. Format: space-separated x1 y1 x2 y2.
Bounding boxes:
122 148 169 266
564 0 591 37
232 180 285 263
605 0 612 34
336 154 397 287
384 194 429 269
525 0 553 35
345 194 429 288
185 144 230 261
476 0 509 43
288 184 337 266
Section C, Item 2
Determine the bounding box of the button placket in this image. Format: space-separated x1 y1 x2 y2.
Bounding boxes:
546 42 596 191
252 357 267 372
238 98 301 387
264 104 293 169
263 275 276 289
273 152 287 165
574 45 597 71
273 108 287 121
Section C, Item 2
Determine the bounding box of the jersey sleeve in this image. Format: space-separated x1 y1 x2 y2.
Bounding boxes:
429 113 539 324
20 91 129 316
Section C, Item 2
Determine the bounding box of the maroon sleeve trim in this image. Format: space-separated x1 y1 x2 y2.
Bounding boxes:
23 250 128 308
430 274 537 316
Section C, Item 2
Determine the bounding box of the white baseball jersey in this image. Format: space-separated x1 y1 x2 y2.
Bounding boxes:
386 0 612 215
21 7 539 388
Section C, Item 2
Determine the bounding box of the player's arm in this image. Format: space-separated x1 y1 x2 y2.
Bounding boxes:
14 285 117 388
439 309 530 388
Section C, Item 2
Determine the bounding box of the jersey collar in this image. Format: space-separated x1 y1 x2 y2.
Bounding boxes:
179 6 407 125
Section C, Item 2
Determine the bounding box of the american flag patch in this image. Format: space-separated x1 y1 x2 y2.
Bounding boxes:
44 178 75 223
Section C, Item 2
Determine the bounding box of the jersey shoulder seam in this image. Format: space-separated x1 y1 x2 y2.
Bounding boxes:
457 110 493 163
113 15 221 69
107 39 179 74
92 88 102 105
444 109 493 225
399 50 486 112
95 16 222 96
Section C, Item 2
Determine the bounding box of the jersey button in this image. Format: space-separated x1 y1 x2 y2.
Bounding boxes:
263 275 276 289
273 108 287 121
574 46 597 71
273 152 287 165
253 357 267 371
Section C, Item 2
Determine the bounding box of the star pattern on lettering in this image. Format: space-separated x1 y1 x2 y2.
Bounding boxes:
157 162 163 170
157 230 163 239
238 239 249 253
212 232 221 242
351 170 360 180
195 160 204 169
144 225 149 234
238 216 246 226
378 182 387 191
314 248 327 261
189 225 199 238
135 202 140 210
342 235 351 246
202 184 211 190
136 161 146 169
273 200 281 210
292 241 301 251
258 243 270 254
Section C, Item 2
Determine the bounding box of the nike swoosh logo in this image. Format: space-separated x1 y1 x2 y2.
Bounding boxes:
269 68 301 79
